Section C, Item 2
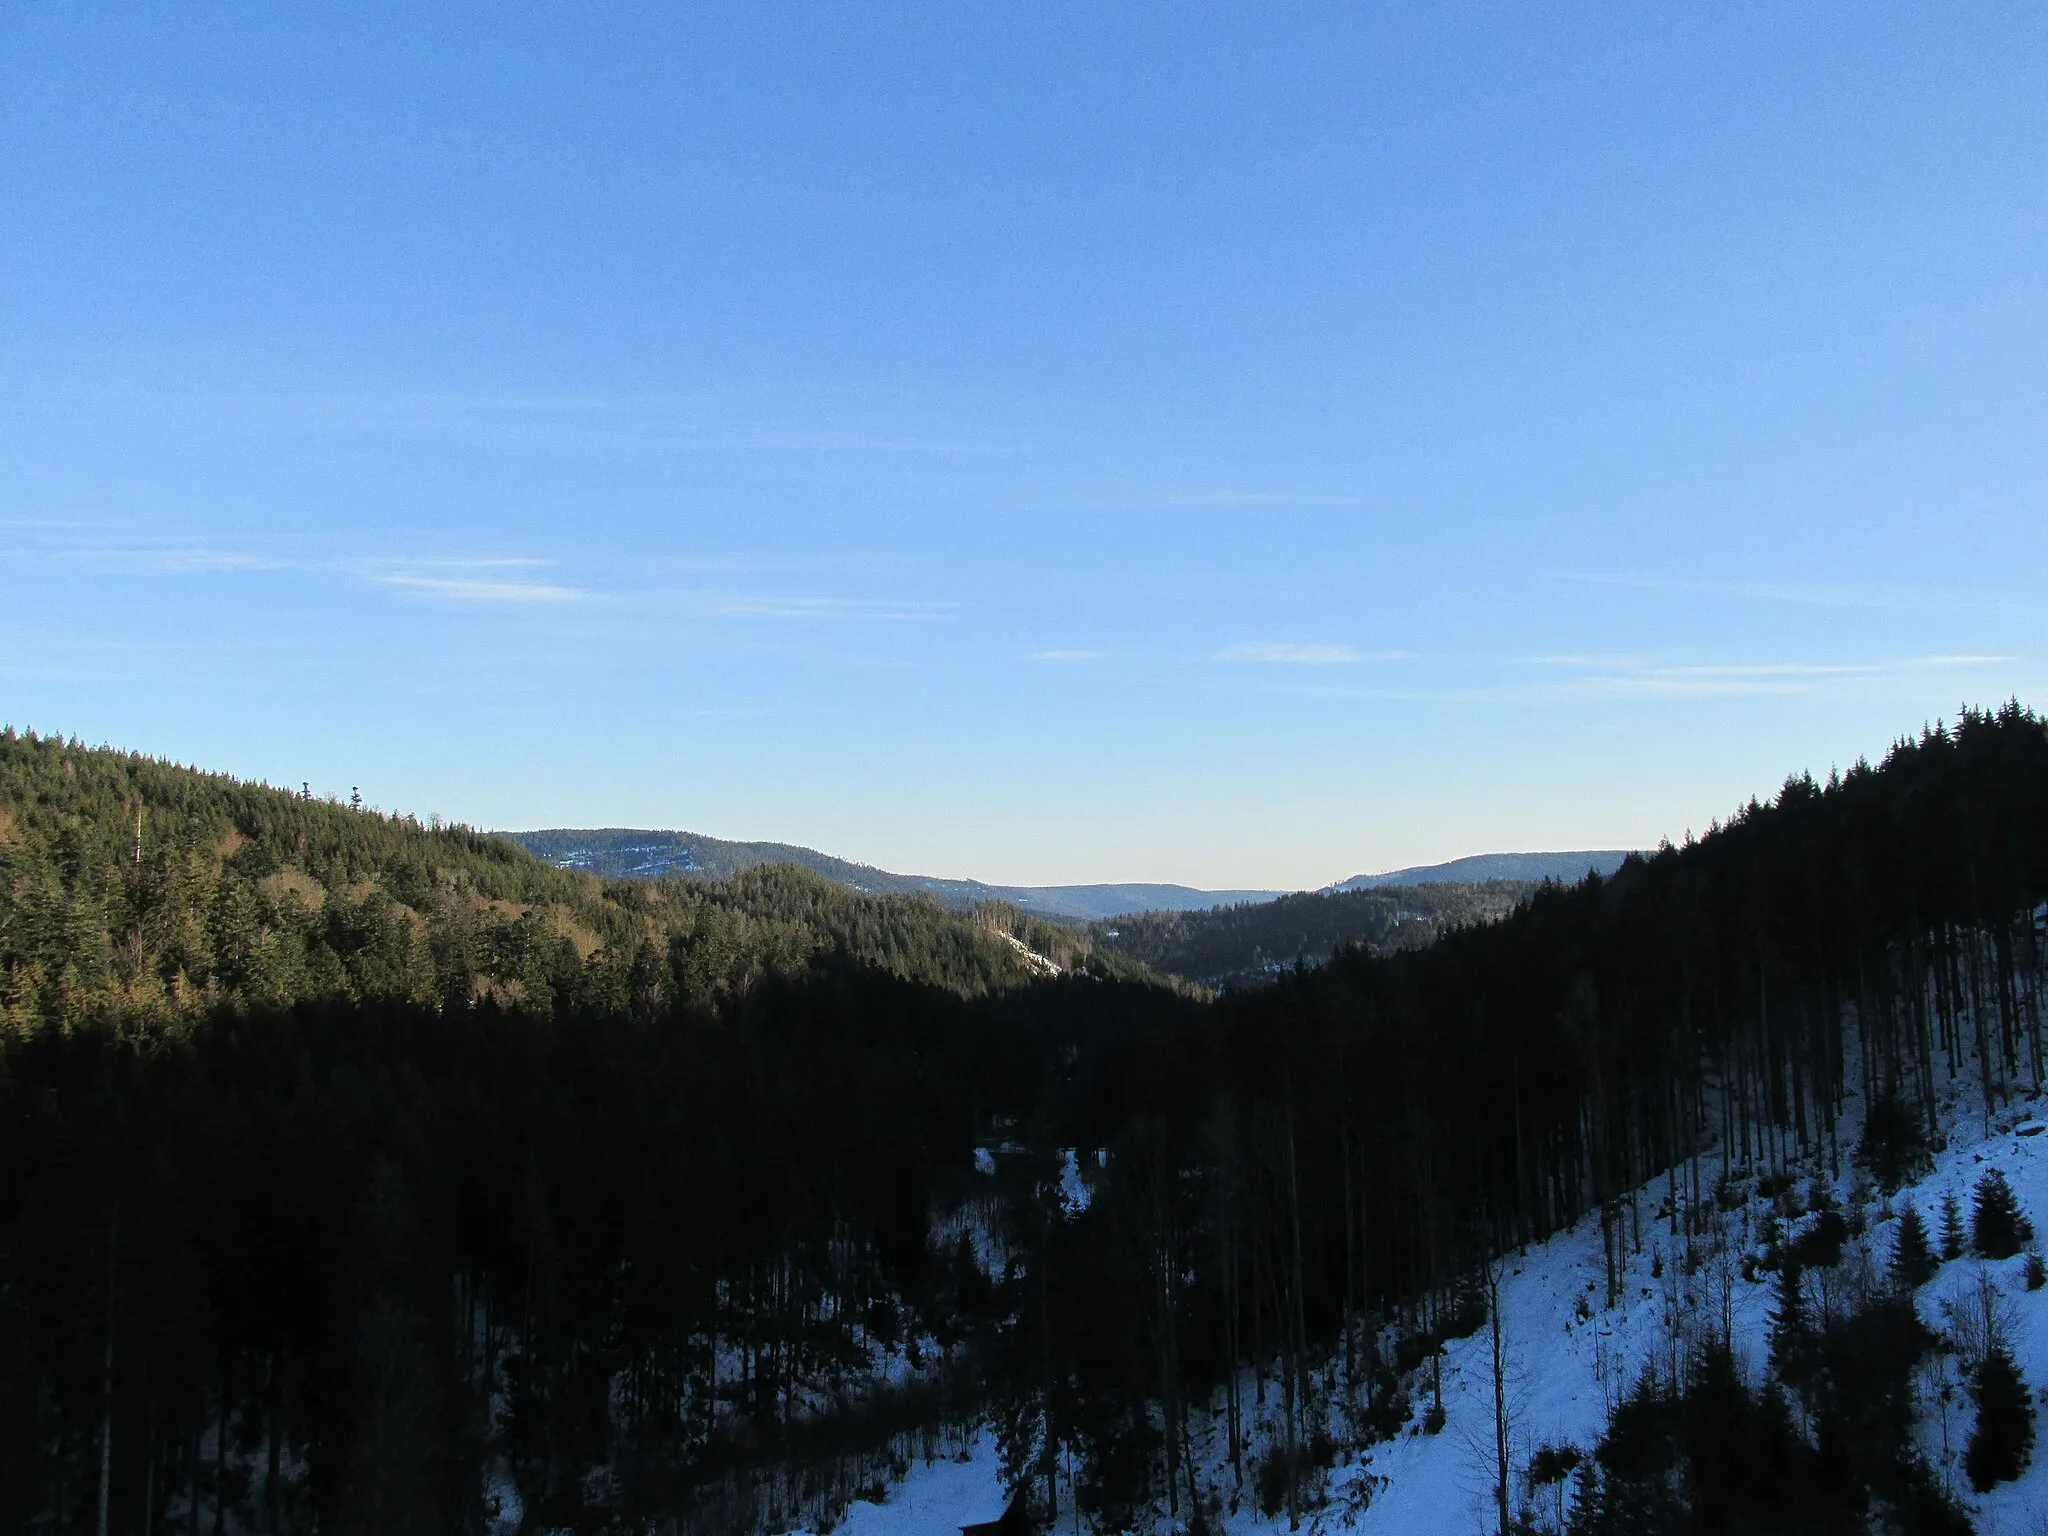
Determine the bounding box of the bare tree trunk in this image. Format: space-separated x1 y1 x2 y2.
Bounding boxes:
141 1402 156 1536
264 1351 281 1534
97 1339 114 1536
212 1351 227 1536
98 1217 116 1536
1487 1259 1510 1536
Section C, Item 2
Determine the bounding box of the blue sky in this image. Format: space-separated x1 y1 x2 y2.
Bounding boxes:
2 2 2043 888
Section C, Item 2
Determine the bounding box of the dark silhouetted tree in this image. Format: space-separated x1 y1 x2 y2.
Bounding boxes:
1890 1204 1938 1291
1972 1168 2032 1260
1939 1191 1968 1262
1966 1343 2033 1491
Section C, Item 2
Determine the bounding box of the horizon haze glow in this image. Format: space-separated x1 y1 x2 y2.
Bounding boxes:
3 3 2044 889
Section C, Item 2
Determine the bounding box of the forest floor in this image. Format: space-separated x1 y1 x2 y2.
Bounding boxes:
790 1428 1010 1534
802 1069 2048 1535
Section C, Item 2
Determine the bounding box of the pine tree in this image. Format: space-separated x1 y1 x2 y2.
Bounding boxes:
1965 1342 2034 1491
1890 1203 1938 1290
1972 1168 2033 1260
1768 1262 1813 1386
1940 1189 1967 1261
1858 1091 1930 1193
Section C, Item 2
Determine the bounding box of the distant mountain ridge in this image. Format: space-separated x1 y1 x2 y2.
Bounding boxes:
1330 849 1632 889
503 828 1283 921
505 831 1634 921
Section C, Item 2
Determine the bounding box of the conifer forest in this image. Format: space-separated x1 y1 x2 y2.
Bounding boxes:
5 703 2048 1533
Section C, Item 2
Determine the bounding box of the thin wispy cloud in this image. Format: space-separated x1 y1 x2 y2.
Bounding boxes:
1526 652 2014 698
50 547 303 576
1216 642 1409 665
375 572 589 604
11 537 944 624
1277 652 2026 706
677 591 951 623
1556 571 2033 617
1070 486 1372 516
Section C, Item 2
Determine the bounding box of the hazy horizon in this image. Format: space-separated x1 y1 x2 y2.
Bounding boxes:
4 4 2042 888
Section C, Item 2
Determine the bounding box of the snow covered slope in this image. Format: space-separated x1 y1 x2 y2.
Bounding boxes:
811 1077 2048 1535
791 1430 1010 1536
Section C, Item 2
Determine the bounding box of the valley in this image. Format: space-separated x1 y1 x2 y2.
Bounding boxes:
3 706 2045 1534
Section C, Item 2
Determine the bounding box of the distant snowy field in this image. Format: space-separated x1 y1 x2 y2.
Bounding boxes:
800 1080 2048 1535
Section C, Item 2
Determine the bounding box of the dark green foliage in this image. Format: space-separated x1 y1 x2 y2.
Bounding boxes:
1352 1368 1411 1444
1890 1204 1939 1290
1575 1301 1966 1536
1254 1429 1334 1518
1439 1274 1490 1341
1768 1265 1813 1383
1940 1191 1968 1262
1859 1093 1931 1193
2025 1251 2045 1291
1529 1444 1585 1535
1084 881 1530 989
0 729 1151 1032
1971 1168 2032 1260
1965 1343 2033 1491
1787 1210 1851 1271
9 705 2048 1532
0 964 1199 1533
1571 1349 1848 1535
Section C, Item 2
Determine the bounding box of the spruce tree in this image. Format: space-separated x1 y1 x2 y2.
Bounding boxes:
1965 1342 2034 1491
1940 1189 1967 1261
1890 1202 1938 1290
1768 1262 1813 1386
1857 1090 1930 1193
1972 1168 2032 1260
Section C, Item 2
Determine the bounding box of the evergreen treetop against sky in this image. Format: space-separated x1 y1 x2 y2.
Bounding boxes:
3 4 2044 888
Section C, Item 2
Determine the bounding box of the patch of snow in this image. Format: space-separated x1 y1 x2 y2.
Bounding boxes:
483 1462 522 1534
1059 1148 1092 1215
997 930 1062 977
787 1429 1007 1536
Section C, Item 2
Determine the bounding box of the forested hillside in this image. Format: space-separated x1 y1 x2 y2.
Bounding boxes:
1088 880 1531 988
0 730 1150 1033
1329 849 1629 889
507 825 925 889
507 826 1282 921
5 706 2048 1534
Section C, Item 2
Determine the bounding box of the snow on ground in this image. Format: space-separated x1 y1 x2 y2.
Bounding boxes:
1211 1081 2048 1536
1315 1203 1780 1536
812 1076 2048 1534
999 932 1063 977
788 1430 1008 1536
1926 1108 2048 1536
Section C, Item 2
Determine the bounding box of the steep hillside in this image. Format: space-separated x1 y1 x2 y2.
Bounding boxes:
7 705 2048 1536
508 825 927 889
1089 880 1532 988
808 1073 2048 1535
506 826 1283 919
0 730 1160 1029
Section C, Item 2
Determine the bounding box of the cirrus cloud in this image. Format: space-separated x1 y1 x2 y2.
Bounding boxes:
1216 641 1409 665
